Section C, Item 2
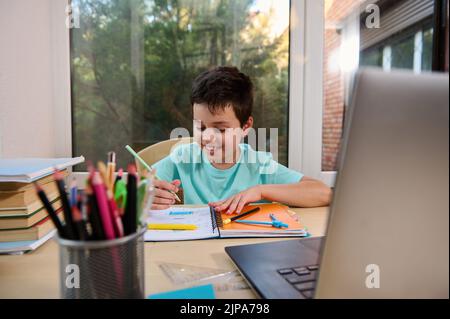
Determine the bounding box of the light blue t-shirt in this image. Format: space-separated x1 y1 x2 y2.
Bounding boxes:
153 143 303 204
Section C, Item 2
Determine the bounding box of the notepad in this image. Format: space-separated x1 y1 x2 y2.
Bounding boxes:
144 203 308 241
0 157 85 183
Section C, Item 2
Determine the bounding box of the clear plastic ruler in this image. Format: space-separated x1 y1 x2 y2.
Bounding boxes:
159 262 249 291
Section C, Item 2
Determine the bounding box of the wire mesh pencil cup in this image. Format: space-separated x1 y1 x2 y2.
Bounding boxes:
57 227 146 299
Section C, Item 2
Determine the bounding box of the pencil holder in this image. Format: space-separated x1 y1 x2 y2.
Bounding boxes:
57 227 146 299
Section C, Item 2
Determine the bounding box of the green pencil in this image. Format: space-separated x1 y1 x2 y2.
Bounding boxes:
125 145 181 202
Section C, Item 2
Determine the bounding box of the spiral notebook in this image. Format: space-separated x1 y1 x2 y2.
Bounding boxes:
144 203 308 241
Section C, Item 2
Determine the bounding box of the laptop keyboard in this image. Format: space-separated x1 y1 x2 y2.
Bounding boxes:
277 265 319 299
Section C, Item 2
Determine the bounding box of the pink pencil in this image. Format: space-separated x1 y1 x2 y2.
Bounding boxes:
92 172 116 240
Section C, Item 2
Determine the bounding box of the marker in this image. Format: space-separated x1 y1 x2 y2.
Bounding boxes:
122 164 138 235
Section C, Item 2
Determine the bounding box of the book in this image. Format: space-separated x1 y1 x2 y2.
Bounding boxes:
0 191 60 216
0 209 64 242
144 203 308 241
0 229 56 254
0 181 58 209
0 170 68 192
0 198 61 229
0 157 84 183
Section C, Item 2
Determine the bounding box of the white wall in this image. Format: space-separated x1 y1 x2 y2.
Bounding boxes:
0 0 71 158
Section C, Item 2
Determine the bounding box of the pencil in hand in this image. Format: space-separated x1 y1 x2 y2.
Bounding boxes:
124 144 181 202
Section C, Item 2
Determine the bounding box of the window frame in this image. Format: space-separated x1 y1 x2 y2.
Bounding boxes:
290 0 337 187
60 0 336 186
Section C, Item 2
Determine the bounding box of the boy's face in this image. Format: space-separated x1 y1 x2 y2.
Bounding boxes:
193 103 252 164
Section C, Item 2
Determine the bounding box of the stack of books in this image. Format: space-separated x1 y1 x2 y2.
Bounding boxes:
0 157 84 254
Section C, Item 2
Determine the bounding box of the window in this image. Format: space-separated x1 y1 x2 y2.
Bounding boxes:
322 0 438 173
70 0 290 171
360 22 434 72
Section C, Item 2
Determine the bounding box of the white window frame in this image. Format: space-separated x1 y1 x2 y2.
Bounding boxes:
55 0 337 187
289 0 336 187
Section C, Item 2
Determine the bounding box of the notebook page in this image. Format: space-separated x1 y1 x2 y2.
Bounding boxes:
144 206 219 241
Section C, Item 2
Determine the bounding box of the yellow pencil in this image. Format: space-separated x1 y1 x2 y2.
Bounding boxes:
147 223 197 230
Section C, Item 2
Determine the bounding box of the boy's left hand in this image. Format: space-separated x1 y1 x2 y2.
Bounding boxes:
209 186 262 215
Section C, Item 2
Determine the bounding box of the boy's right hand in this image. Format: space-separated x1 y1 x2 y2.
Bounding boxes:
151 179 181 210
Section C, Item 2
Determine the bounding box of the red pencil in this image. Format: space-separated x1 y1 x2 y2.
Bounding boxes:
92 172 116 240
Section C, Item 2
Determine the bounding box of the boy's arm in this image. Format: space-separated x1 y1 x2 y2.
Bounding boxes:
210 177 332 214
260 177 332 208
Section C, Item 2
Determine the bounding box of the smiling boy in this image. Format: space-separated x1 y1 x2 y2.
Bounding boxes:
151 66 332 213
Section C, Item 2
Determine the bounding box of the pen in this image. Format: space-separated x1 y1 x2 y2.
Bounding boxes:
85 183 105 240
72 205 89 240
34 183 66 237
147 223 198 230
235 219 289 228
69 178 77 208
221 207 261 225
124 144 181 202
54 169 76 239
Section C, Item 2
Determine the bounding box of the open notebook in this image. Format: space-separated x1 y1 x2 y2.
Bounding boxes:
144 203 308 241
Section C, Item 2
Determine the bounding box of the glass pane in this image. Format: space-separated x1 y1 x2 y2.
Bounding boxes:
71 0 290 171
391 34 415 70
360 48 383 67
422 28 434 71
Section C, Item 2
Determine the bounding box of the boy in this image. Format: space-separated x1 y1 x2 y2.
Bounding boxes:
151 66 332 214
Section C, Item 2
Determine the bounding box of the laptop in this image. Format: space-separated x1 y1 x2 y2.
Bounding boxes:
225 68 449 299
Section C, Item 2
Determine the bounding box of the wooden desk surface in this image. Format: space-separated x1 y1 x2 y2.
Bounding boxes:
0 207 328 299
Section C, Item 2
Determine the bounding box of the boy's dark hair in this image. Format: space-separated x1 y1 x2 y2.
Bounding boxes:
190 66 253 126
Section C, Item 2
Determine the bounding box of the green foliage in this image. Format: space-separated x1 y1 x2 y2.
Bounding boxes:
72 0 290 169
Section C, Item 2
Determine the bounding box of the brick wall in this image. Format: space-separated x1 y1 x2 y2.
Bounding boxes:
322 0 362 171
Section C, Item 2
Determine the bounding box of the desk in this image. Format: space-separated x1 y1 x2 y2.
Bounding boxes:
0 207 328 299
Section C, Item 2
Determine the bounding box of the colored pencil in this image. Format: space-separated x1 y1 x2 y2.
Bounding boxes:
85 183 105 240
107 152 116 190
98 161 124 237
92 172 116 240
